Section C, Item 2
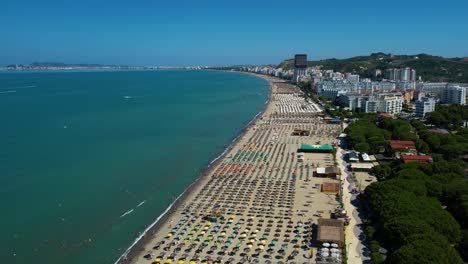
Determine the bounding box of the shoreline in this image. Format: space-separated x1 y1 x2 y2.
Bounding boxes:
115 72 276 264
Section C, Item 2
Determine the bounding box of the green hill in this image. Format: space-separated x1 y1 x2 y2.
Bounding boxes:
279 53 468 83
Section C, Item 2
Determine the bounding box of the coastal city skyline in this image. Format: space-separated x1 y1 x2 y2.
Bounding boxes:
2 1 467 264
2 0 468 66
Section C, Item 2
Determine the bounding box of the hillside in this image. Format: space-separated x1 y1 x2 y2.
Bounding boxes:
279 53 468 83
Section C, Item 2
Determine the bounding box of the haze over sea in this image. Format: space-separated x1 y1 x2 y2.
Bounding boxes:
0 70 268 264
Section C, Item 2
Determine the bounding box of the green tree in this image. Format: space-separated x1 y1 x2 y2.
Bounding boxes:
354 142 370 152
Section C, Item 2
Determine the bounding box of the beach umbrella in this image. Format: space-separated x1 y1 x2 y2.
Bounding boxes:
321 252 330 257
321 248 330 252
331 253 340 258
165 259 173 264
331 243 338 248
154 258 161 263
322 242 330 247
177 261 185 264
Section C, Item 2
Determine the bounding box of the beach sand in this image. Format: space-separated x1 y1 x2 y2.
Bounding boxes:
118 74 344 264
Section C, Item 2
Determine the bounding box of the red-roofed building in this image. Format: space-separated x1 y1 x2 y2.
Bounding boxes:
401 155 433 164
390 140 416 150
390 140 417 155
378 113 393 119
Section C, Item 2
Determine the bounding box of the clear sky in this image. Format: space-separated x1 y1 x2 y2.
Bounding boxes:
1 0 468 66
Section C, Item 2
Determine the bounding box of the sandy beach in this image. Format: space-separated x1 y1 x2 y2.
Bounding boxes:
118 74 344 264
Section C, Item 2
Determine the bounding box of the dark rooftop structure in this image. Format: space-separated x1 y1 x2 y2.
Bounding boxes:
292 128 310 136
348 150 359 162
294 54 307 68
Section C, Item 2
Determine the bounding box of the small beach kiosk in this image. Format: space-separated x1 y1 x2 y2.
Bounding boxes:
315 166 341 179
317 218 344 247
298 144 333 153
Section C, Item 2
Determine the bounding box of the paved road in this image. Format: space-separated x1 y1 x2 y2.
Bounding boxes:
336 146 371 264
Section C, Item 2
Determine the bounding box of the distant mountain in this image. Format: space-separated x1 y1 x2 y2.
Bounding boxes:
279 53 468 83
30 62 117 67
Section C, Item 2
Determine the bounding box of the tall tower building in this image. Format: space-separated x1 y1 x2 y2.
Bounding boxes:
293 54 307 83
410 69 417 81
400 67 411 81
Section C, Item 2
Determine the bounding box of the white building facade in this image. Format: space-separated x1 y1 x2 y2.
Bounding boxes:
415 97 436 118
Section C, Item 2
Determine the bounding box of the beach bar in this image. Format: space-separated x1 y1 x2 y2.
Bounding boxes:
317 218 344 247
315 166 341 179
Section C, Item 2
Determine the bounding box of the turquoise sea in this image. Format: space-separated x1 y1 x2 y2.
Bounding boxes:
0 70 268 264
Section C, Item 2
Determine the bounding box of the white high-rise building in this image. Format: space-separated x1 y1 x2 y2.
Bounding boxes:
400 67 410 81
441 85 466 105
346 73 360 83
380 93 403 114
360 93 403 114
415 97 436 118
385 67 416 81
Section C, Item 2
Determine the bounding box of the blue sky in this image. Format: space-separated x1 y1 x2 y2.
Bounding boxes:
1 0 468 66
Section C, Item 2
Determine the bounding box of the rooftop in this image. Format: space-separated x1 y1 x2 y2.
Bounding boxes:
401 154 433 163
390 140 416 150
298 144 333 152
317 218 344 246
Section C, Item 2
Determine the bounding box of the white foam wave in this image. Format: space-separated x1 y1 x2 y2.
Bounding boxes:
209 148 229 166
7 85 36 89
114 187 190 264
136 200 146 207
0 90 17 94
120 209 134 218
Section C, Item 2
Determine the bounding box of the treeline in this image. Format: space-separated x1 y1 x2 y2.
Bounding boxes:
426 105 468 130
412 120 468 160
367 161 466 263
345 115 468 262
346 118 389 154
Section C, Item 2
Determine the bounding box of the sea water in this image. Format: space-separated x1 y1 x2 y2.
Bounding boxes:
0 70 268 264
